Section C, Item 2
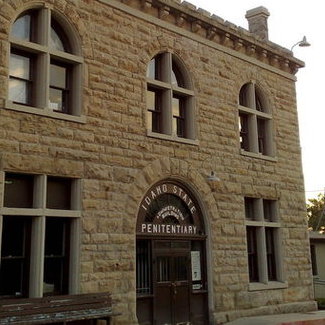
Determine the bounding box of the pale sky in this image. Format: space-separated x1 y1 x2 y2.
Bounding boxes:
187 0 324 200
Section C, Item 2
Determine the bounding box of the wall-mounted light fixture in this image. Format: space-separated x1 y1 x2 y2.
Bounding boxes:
206 171 221 182
291 36 311 51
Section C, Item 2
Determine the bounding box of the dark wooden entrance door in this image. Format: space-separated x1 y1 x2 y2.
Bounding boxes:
154 244 190 325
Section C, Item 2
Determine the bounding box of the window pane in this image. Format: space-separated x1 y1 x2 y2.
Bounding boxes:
136 240 152 295
9 79 29 104
4 173 34 208
244 197 255 220
265 228 277 281
146 59 155 79
310 245 318 276
50 64 66 88
239 84 250 107
49 88 64 111
157 256 170 282
147 90 156 110
246 226 259 282
174 256 188 281
12 14 31 41
10 53 30 79
172 97 185 137
172 97 180 117
171 62 184 88
263 200 276 221
255 90 264 112
46 177 72 209
44 218 69 295
147 89 161 133
239 113 249 151
50 27 65 51
257 118 266 154
0 216 31 297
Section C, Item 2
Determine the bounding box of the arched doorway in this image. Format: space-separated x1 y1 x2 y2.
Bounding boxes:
136 180 208 325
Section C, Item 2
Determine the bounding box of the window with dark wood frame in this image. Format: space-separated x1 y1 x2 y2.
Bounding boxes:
0 216 32 297
265 227 277 281
1 172 80 298
44 217 70 295
246 226 259 282
9 9 82 116
239 113 249 151
146 52 194 140
4 173 34 208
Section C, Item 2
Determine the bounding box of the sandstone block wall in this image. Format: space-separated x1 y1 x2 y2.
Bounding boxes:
0 0 315 324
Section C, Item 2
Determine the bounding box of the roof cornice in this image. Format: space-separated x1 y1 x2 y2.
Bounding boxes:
118 0 304 75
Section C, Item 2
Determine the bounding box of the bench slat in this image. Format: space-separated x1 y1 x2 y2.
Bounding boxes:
0 293 116 324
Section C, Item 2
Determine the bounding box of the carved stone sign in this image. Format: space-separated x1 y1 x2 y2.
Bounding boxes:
137 181 204 236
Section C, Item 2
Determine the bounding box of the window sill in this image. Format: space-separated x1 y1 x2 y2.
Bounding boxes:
240 149 277 162
147 130 199 146
4 101 86 124
248 281 288 291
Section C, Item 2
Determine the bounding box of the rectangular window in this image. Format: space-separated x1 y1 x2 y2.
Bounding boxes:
43 218 70 295
4 173 34 208
172 96 185 137
246 226 259 282
244 197 255 220
136 240 152 295
49 62 69 113
46 176 72 209
263 199 276 221
9 51 33 105
0 173 80 298
147 88 161 133
245 197 281 285
265 227 277 281
239 113 249 151
310 245 318 276
0 216 31 297
257 118 266 154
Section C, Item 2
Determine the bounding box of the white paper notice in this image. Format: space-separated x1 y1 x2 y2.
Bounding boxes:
191 251 201 281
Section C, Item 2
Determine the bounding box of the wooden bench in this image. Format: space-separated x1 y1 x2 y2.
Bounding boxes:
0 292 119 324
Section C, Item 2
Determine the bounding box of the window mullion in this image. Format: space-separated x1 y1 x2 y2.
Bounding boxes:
33 175 46 209
248 114 259 153
162 89 173 135
273 228 284 282
69 218 81 294
34 53 50 108
38 8 51 46
162 52 172 83
185 96 195 140
257 227 268 284
29 216 45 298
247 82 256 109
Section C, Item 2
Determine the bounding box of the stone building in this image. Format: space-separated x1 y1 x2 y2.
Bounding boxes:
0 0 316 324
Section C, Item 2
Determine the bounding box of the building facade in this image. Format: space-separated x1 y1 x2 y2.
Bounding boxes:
0 0 316 324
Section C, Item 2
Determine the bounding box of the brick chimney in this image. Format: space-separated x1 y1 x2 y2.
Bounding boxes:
245 6 270 41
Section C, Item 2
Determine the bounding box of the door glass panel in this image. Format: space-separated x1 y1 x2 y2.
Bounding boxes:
157 256 170 282
174 256 188 281
136 240 152 295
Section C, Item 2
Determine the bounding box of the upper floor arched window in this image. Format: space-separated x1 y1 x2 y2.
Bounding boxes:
8 7 83 117
146 52 195 141
238 82 273 156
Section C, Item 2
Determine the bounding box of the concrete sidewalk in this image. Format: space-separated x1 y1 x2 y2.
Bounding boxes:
224 311 325 325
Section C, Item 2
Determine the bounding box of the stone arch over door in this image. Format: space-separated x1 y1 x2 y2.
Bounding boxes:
136 165 215 325
129 158 220 325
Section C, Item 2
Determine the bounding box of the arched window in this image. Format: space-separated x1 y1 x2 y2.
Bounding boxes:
8 8 82 117
238 82 273 156
146 52 195 141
